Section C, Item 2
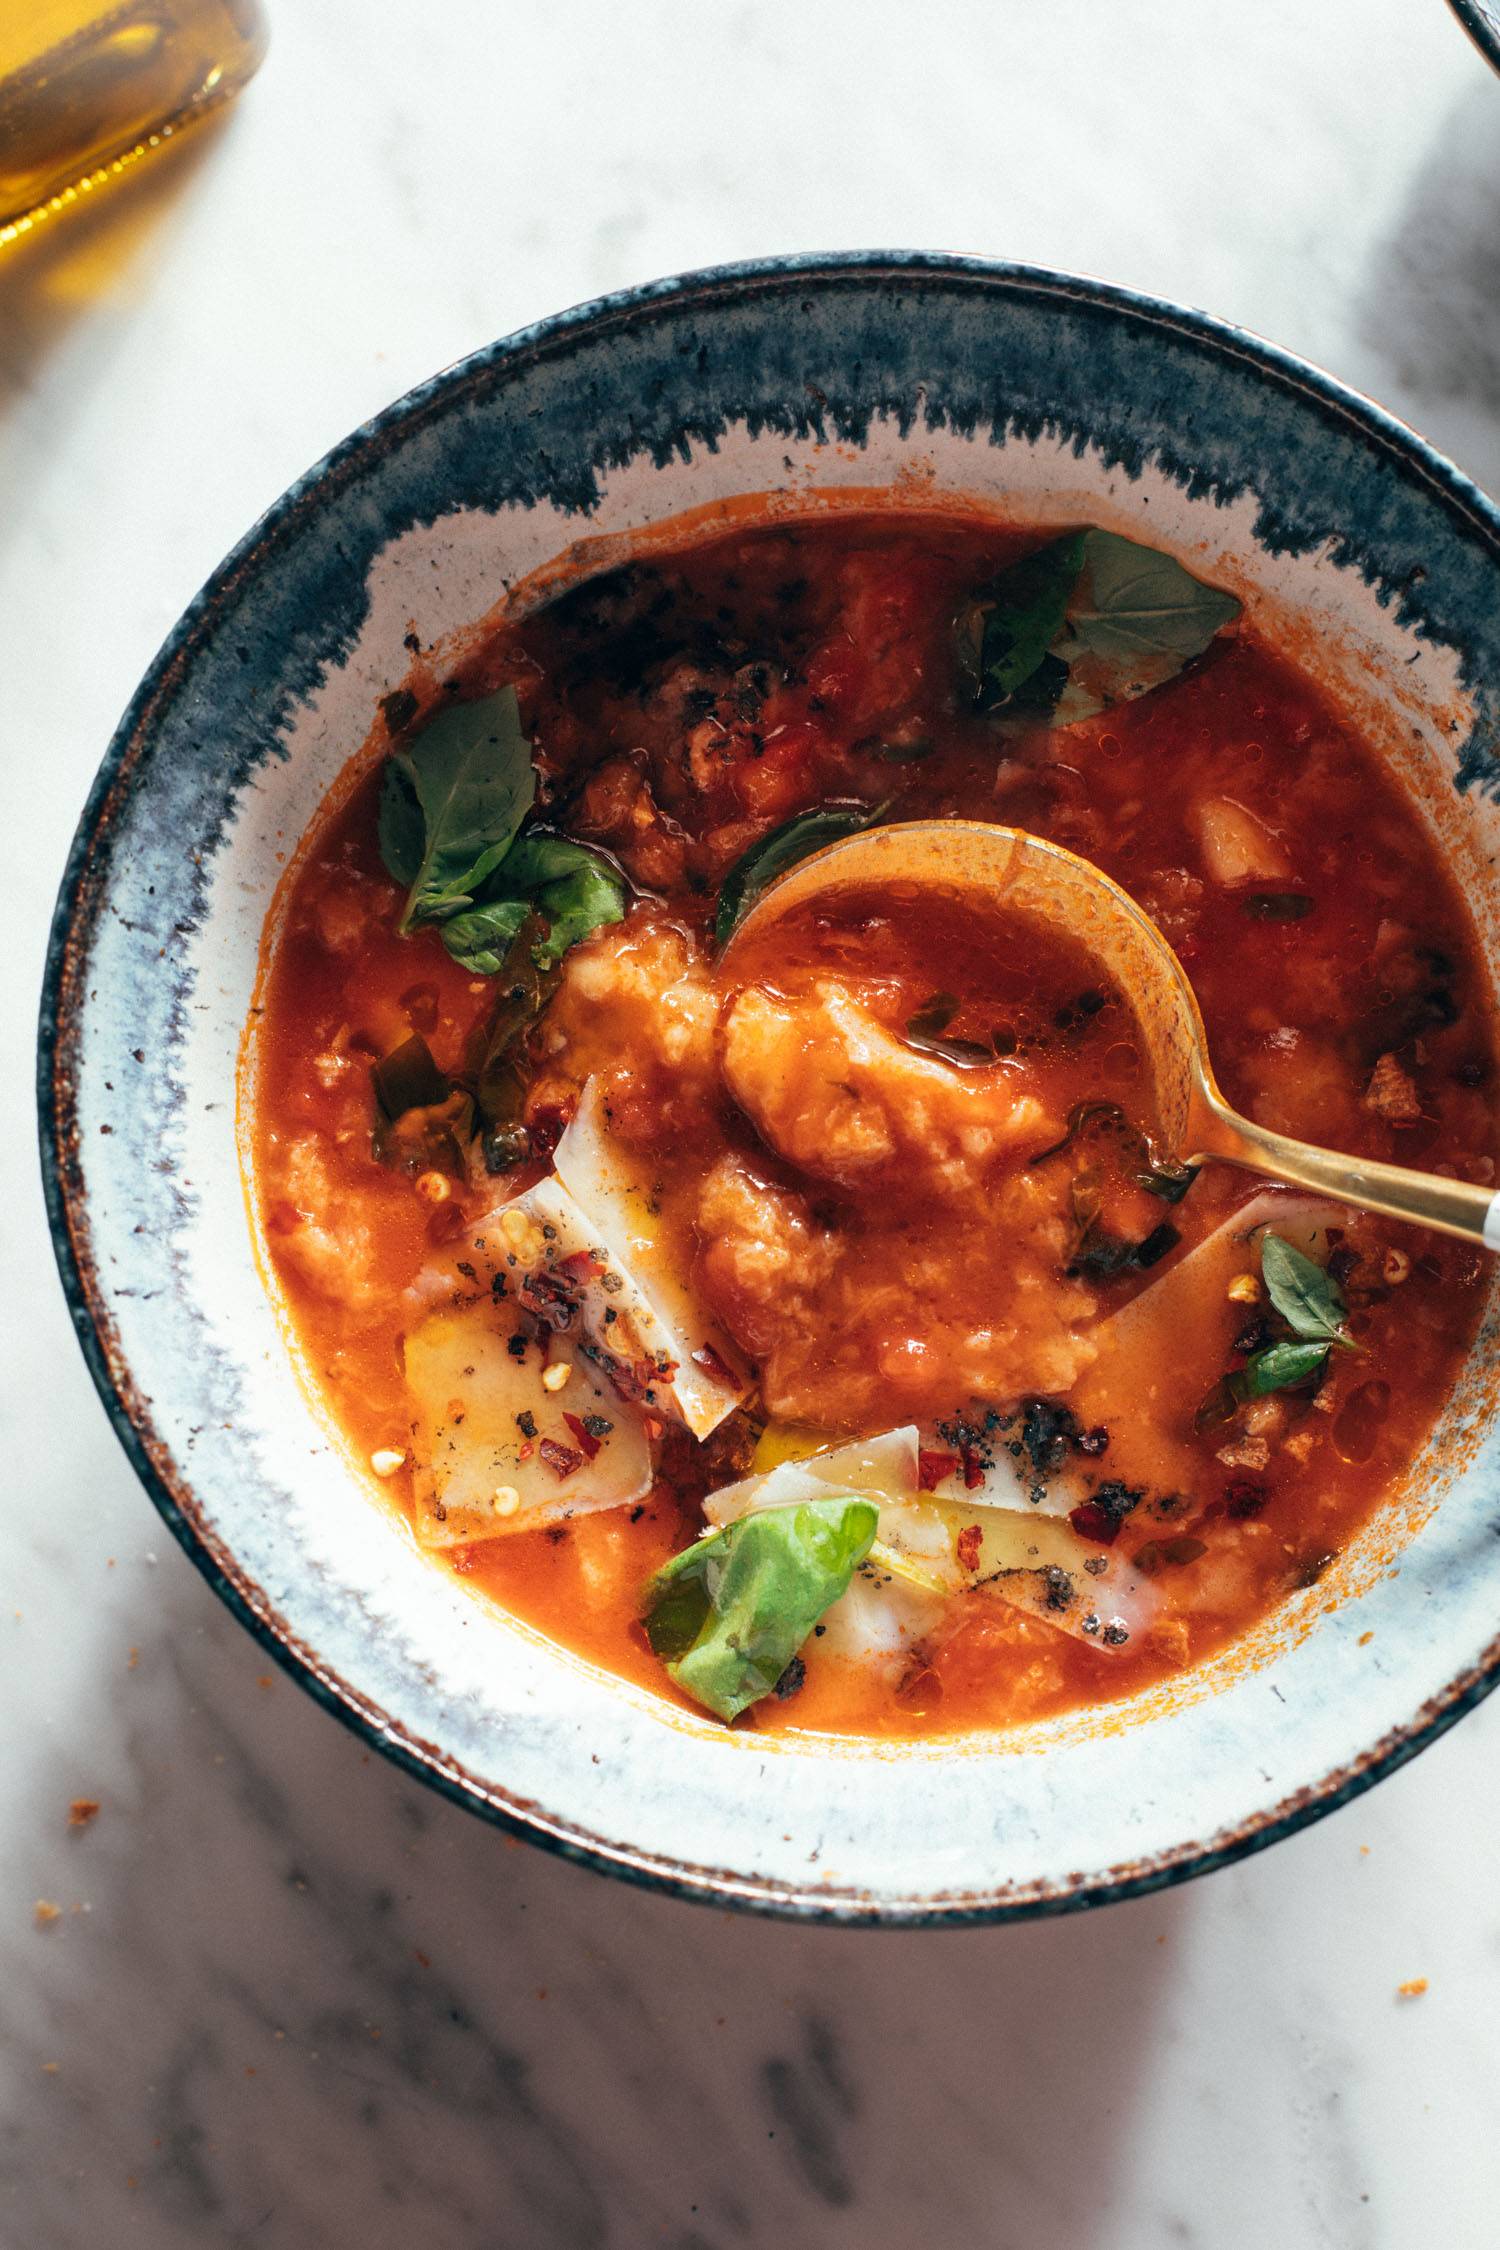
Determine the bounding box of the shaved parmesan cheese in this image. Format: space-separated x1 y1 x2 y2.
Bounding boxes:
1071 1189 1351 1498
702 1424 1157 1659
555 1081 748 1430
702 1426 939 1668
703 1426 920 1525
918 1402 1075 1518
485 1080 747 1438
881 1492 1161 1652
403 1310 650 1545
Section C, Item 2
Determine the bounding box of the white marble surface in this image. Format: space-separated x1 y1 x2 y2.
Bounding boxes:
4 2 1500 2242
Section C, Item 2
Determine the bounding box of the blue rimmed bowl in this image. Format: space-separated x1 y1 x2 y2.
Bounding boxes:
39 255 1500 1922
1450 0 1500 72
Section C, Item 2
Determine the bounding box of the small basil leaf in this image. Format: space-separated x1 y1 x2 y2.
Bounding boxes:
1259 1231 1353 1348
440 896 532 977
370 1035 474 1175
375 1089 475 1176
377 761 424 889
1057 530 1241 681
962 529 1240 730
641 1498 879 1723
714 801 887 948
1195 1373 1246 1432
371 1033 450 1121
466 914 552 1127
380 684 536 932
441 835 626 976
956 532 1086 713
499 836 628 965
1241 1339 1330 1397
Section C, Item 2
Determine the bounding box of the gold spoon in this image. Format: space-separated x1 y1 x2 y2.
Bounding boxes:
721 817 1500 1252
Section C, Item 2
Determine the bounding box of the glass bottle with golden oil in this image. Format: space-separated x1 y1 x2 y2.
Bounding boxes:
0 0 268 246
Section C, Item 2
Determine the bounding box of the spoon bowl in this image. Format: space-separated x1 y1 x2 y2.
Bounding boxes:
726 817 1500 1252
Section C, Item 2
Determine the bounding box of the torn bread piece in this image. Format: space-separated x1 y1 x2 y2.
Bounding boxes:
404 1309 651 1545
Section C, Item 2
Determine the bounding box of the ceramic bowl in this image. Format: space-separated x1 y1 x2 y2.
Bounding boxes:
1450 0 1500 72
40 255 1500 1923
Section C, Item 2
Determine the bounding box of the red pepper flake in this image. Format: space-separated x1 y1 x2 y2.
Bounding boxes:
517 1441 535 1462
961 1449 985 1492
563 1412 601 1462
538 1438 584 1481
556 1249 603 1283
642 1414 665 1443
1225 1479 1267 1519
691 1342 737 1387
918 1448 958 1491
1068 1501 1122 1547
526 1100 569 1158
955 1524 983 1573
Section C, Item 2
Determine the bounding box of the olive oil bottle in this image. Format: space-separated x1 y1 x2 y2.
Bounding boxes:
0 0 268 245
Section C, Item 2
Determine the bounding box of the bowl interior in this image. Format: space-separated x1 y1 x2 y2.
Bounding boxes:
44 258 1500 1918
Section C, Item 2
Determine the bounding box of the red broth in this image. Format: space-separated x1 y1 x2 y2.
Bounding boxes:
246 509 1498 1737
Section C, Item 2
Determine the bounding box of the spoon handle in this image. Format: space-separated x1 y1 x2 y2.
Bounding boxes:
1193 1090 1500 1252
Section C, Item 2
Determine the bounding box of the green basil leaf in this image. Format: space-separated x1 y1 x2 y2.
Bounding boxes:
380 684 536 932
465 913 552 1127
1069 1220 1180 1279
497 836 628 966
441 836 627 975
369 1034 474 1175
1057 530 1242 678
1259 1231 1353 1348
377 761 425 889
956 531 1086 714
371 1032 450 1120
1241 1339 1330 1397
714 801 887 948
641 1498 879 1722
439 896 532 978
961 529 1240 729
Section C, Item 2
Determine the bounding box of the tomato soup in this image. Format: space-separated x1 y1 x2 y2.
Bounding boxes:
245 510 1497 1737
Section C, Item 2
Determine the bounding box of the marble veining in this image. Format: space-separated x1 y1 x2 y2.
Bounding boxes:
6 0 1500 2241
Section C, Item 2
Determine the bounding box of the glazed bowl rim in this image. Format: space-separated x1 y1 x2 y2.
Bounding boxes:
37 250 1500 1925
1449 0 1500 72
